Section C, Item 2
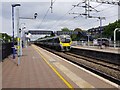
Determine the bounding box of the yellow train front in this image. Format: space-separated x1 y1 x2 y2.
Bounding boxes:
36 35 72 51
59 35 72 51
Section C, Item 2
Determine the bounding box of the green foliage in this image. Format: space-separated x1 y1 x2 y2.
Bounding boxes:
0 33 2 38
74 28 82 32
71 28 87 41
71 34 77 41
61 27 70 31
61 27 77 40
0 33 12 42
102 20 120 41
60 27 87 41
50 32 55 37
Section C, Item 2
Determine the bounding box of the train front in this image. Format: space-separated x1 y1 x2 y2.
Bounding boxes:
59 35 72 51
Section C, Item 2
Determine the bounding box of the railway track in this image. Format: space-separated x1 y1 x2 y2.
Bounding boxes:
65 52 120 71
36 45 120 85
70 48 120 66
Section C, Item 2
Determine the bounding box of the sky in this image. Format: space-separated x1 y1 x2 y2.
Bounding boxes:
0 0 119 40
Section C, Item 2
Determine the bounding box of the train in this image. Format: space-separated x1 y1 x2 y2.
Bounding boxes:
34 35 72 51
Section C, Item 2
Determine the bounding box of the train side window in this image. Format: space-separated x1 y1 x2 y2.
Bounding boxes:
57 38 60 43
48 39 51 42
54 38 60 43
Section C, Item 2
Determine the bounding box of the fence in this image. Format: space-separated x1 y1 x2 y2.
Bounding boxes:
2 42 13 61
72 41 120 47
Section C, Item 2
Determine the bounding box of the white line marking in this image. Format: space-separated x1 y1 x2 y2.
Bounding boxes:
54 62 94 88
55 55 119 88
36 46 119 88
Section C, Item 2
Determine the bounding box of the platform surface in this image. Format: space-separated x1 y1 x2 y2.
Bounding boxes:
2 45 119 89
71 45 120 54
2 45 69 88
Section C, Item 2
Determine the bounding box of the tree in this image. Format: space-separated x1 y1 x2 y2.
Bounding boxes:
71 28 87 41
0 33 12 42
74 28 82 32
61 27 70 31
102 20 120 41
50 32 55 37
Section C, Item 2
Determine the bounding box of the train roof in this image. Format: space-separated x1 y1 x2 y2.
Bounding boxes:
37 36 58 41
37 35 70 41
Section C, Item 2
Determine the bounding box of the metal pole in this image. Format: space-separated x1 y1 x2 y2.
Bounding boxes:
51 0 53 13
88 35 90 46
100 17 102 49
23 30 26 48
85 0 87 19
88 0 90 17
19 23 25 55
114 28 120 48
20 28 22 56
23 25 26 48
114 29 116 48
12 6 15 59
17 7 20 65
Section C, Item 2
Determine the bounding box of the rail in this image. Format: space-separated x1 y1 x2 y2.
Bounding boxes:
34 44 120 85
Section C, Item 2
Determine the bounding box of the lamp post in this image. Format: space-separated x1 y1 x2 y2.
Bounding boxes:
99 17 105 49
19 12 38 56
87 31 91 47
114 28 120 48
88 16 105 48
12 4 21 59
87 34 90 47
20 23 26 49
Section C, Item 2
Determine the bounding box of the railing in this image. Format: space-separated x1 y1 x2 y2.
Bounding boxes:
1 42 13 61
72 41 120 47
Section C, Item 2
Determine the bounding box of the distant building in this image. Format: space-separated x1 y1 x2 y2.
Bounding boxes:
87 26 104 38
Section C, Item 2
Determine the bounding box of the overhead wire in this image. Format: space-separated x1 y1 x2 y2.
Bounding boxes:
50 2 85 30
79 5 117 28
50 1 104 30
39 1 118 31
68 2 118 30
50 7 75 30
68 3 117 30
38 0 57 28
64 5 117 30
79 13 119 30
91 5 116 16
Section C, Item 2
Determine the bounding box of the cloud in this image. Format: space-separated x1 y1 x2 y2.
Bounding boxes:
1 1 119 40
1 0 84 2
0 3 2 33
2 16 12 35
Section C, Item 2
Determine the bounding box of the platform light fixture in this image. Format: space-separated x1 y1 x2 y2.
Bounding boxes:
11 4 21 59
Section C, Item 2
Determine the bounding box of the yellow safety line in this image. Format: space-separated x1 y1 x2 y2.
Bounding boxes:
32 45 74 89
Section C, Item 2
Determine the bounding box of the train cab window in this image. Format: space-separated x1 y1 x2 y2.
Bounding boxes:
61 38 70 43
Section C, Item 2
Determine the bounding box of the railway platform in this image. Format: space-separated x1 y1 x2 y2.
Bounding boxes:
71 45 120 66
71 45 119 54
2 44 120 89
